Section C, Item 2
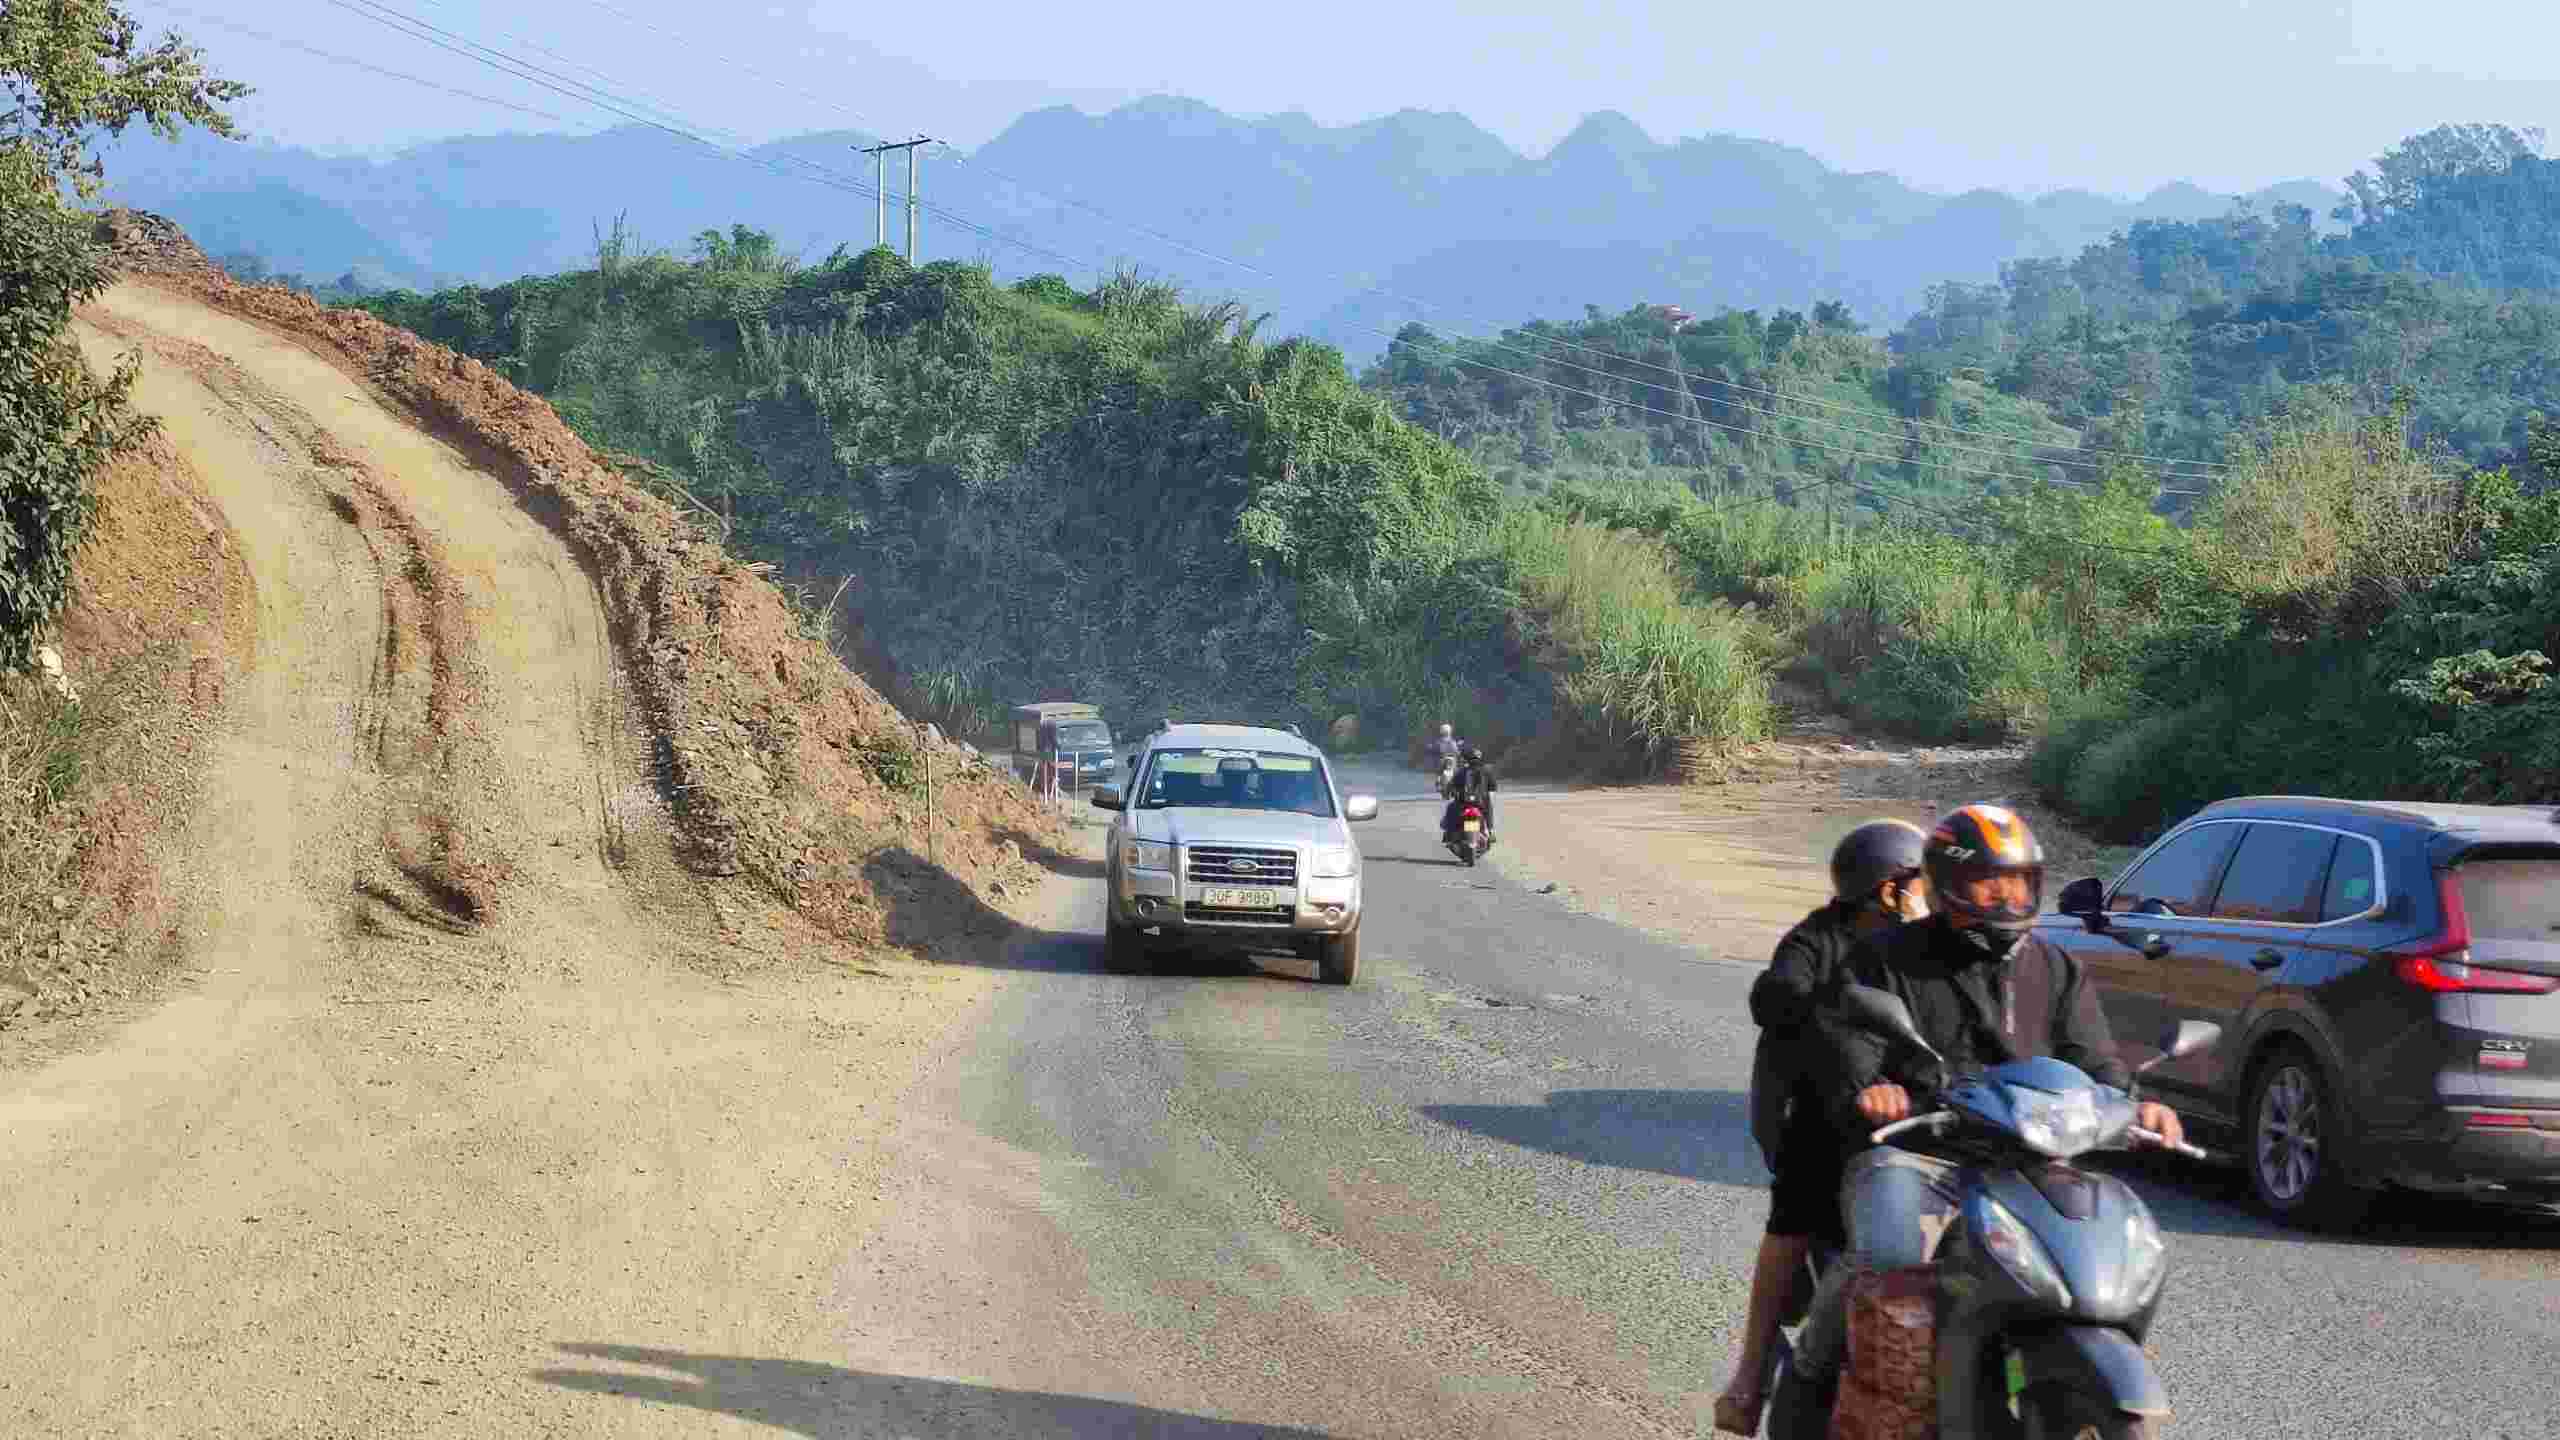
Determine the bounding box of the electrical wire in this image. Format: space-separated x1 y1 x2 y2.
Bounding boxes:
502 0 2238 477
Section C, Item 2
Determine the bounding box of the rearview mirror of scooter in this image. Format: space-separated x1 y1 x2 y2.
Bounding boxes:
2154 1020 2221 1065
1837 984 1940 1062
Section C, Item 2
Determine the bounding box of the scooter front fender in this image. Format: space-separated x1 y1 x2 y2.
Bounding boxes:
2016 1325 2170 1419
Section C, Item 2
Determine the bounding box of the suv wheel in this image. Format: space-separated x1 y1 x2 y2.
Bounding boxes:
2245 1047 2368 1228
1104 916 1149 975
1316 926 1359 986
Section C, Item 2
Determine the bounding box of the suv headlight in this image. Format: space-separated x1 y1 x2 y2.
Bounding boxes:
1123 839 1173 872
1308 845 1356 879
1967 1193 2072 1308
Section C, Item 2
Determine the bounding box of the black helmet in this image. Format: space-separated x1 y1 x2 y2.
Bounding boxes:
1830 819 1927 902
1459 742 1481 762
1925 803 2047 938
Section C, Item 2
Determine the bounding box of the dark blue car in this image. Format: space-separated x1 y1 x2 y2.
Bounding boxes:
2043 796 2560 1227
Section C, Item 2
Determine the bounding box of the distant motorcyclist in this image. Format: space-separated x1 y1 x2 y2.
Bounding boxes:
1763 802 2186 1440
1439 742 1495 844
1714 820 1931 1437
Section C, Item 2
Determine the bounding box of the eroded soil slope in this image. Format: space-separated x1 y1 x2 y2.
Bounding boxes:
0 217 1072 1434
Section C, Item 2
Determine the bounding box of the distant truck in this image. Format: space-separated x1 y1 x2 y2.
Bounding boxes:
1010 702 1118 792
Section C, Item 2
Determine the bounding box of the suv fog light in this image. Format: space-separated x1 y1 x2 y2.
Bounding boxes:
1134 898 1158 918
1323 905 1345 923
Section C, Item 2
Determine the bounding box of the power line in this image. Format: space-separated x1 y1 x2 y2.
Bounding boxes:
278 0 2221 541
494 0 2235 479
153 1 575 124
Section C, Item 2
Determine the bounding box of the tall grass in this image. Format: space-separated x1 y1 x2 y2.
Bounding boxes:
1495 514 1774 775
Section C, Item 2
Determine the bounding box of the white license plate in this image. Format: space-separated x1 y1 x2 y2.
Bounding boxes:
1462 820 1480 833
1197 887 1279 909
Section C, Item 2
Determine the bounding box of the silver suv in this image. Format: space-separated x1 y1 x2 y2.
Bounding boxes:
1091 723 1380 984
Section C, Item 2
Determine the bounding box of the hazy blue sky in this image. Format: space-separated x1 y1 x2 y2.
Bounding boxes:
146 0 2549 197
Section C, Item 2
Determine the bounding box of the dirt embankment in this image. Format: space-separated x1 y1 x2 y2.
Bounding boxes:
8 211 1064 1037
0 426 253 1031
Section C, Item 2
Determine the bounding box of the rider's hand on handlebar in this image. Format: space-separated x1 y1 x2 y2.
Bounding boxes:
2135 1101 2185 1149
1856 1083 1912 1126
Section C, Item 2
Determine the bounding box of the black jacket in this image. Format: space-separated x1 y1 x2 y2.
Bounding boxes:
1748 900 1869 1169
1450 761 1495 804
1813 919 2130 1134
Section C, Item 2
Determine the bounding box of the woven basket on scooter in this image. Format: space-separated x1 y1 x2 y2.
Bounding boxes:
1828 1265 1937 1440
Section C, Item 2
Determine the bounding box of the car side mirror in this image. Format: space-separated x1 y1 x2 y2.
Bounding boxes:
1089 785 1124 812
1837 984 1942 1064
1344 794 1379 822
2057 876 2107 930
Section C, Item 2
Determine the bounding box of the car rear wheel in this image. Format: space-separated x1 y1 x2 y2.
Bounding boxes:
1316 927 1359 986
2245 1047 2369 1228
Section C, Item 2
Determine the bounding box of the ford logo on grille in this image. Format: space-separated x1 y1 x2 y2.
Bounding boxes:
1227 859 1260 874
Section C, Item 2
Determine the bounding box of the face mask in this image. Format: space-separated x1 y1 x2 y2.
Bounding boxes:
1898 888 1931 923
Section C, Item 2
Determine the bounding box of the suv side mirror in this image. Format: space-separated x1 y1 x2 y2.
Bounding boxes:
1089 785 1124 812
2057 876 2107 929
1344 794 1379 822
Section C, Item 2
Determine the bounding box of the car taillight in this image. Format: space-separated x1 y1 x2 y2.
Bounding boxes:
2391 870 2560 994
2465 1112 2536 1130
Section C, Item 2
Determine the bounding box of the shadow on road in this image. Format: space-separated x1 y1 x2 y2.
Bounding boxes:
535 1344 1339 1437
2093 1149 2560 1251
997 825 1106 881
863 843 1094 975
1421 1088 1769 1188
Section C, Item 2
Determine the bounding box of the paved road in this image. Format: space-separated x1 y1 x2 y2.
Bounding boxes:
733 763 2560 1438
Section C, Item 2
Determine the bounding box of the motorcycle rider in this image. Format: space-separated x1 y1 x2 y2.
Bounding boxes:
1763 802 2187 1440
1714 820 1932 1438
1432 723 1462 793
1440 742 1496 846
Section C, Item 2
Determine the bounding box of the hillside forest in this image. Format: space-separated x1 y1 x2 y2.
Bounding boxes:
323 122 2558 837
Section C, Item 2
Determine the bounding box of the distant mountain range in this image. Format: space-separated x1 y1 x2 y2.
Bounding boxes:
95 98 2346 357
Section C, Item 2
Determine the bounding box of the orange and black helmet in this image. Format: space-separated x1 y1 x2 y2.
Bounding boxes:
1925 802 2046 934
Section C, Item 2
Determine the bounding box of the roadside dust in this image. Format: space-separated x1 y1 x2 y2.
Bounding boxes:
1486 710 2135 966
0 214 1080 1434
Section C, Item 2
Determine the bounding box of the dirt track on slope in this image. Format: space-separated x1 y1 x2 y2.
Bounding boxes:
0 277 1065 1434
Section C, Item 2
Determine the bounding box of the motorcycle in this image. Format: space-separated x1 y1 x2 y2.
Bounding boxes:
1444 802 1488 866
1772 984 2218 1440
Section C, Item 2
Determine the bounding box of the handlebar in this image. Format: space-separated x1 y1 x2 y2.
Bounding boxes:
1869 1111 1954 1145
1867 1112 2211 1161
2131 1125 2212 1162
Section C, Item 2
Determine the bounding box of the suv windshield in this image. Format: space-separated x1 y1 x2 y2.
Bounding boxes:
1137 748 1335 817
1055 721 1112 750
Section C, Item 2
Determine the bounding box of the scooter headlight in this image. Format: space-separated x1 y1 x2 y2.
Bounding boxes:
2008 1084 2103 1159
1967 1193 2073 1309
2119 1205 2167 1309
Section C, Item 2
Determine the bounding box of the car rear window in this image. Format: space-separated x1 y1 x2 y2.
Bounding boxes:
2320 840 2380 920
2457 859 2560 942
2211 825 2339 924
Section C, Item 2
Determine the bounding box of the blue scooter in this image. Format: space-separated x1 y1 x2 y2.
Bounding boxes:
1768 984 2218 1440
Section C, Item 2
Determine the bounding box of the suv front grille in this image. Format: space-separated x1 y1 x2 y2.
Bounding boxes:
1185 844 1299 886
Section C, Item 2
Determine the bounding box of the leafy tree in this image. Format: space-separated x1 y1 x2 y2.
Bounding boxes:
2337 121 2545 226
1 0 246 668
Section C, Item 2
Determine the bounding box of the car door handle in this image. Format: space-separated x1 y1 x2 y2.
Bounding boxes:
2249 948 2285 972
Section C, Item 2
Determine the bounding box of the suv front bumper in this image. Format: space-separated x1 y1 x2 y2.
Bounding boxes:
1112 866 1359 937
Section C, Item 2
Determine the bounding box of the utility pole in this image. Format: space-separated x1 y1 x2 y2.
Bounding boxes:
857 136 935 262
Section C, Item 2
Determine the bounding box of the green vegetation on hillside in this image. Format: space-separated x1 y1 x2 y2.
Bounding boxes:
362 233 1738 766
